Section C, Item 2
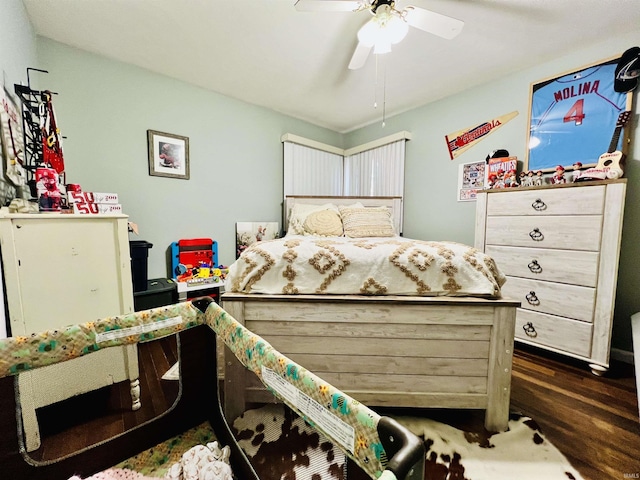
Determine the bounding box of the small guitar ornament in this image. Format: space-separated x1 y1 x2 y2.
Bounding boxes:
576 110 631 181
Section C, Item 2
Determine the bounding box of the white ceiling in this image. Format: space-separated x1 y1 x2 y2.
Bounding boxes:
22 0 640 133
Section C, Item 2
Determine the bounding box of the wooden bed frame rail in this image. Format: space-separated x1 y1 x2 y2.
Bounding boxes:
222 293 519 432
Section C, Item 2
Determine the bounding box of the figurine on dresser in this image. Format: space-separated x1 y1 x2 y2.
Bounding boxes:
520 171 534 187
552 165 566 184
571 162 583 182
518 171 527 186
534 170 544 186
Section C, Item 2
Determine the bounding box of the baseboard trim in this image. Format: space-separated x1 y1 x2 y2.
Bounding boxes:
611 347 635 365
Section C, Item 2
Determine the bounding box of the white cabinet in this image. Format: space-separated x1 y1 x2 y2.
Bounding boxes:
0 213 140 451
475 180 626 375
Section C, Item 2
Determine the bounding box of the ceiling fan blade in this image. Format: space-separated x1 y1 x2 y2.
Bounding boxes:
294 0 363 12
349 41 373 69
403 6 464 39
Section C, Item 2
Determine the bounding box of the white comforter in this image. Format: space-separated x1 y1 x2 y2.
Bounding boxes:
227 235 506 297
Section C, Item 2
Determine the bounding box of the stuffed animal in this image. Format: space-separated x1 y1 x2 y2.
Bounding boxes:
164 442 232 480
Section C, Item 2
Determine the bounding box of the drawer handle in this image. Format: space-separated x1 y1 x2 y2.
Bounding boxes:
522 322 537 337
525 291 540 306
528 260 543 273
531 198 547 211
529 228 544 241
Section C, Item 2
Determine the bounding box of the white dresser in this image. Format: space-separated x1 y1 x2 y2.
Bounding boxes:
0 213 140 451
474 180 626 375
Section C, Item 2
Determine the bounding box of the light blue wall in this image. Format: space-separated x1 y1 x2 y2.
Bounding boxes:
346 30 640 352
0 0 37 202
0 0 37 89
33 39 342 278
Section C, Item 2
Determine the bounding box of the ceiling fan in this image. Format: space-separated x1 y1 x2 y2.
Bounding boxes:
294 0 464 69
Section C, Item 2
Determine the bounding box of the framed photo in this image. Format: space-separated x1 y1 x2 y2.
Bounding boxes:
526 56 631 173
236 222 280 259
147 130 189 179
457 160 485 202
1 88 26 187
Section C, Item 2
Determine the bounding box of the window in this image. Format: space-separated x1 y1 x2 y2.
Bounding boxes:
282 131 409 200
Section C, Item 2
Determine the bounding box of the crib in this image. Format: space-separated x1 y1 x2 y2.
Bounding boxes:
0 297 424 480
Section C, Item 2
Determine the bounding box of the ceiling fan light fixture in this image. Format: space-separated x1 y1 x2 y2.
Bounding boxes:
385 15 408 44
357 18 380 46
357 9 408 53
373 40 392 54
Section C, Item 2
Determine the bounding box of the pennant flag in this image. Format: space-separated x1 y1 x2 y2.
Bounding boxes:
445 111 518 160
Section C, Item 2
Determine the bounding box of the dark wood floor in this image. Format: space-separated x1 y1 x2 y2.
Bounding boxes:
22 340 640 480
510 345 640 480
30 336 179 462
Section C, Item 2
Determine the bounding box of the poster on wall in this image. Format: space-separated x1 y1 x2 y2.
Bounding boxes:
0 88 26 187
147 129 190 180
526 57 630 172
445 111 518 160
236 222 280 258
457 160 485 201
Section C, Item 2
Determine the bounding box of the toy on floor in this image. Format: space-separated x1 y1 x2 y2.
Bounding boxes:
68 468 163 479
165 441 232 480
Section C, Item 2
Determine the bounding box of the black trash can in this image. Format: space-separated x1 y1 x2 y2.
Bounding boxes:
129 240 153 292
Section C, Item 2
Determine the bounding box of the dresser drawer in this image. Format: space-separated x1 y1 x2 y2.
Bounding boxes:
485 245 599 287
486 185 605 216
515 309 592 358
501 276 595 322
486 215 602 251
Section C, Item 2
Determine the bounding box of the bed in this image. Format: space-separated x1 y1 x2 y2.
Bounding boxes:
0 298 424 480
222 196 519 432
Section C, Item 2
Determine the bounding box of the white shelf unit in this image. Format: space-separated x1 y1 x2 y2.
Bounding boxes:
0 213 140 451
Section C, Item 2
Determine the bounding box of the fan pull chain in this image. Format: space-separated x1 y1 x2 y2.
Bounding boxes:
373 55 378 109
373 54 387 127
382 57 386 128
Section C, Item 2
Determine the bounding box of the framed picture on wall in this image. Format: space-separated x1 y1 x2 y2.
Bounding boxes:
236 222 280 258
525 56 631 173
1 88 27 188
147 130 190 179
457 160 485 202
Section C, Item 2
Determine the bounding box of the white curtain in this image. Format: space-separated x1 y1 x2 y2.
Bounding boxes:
344 140 405 197
283 138 406 200
283 142 343 197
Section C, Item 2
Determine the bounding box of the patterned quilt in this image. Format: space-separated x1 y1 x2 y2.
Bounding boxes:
227 235 506 297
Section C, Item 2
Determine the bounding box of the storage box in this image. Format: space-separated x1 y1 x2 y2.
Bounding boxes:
72 203 123 214
133 278 178 311
68 191 119 204
69 191 122 214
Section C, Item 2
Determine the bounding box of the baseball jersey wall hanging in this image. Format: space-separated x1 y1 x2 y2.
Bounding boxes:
526 56 629 173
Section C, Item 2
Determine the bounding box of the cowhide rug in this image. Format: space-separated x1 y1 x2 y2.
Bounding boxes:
232 404 584 480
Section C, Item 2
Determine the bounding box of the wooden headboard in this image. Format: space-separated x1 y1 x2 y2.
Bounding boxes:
283 196 403 235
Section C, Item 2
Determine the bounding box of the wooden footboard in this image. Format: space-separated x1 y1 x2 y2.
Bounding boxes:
222 293 519 432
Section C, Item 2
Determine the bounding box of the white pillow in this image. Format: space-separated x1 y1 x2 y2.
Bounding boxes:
339 206 395 238
340 202 365 209
287 203 338 235
303 209 343 236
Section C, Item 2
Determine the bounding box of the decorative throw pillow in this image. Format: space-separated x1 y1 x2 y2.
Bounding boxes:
287 203 338 235
339 206 395 238
303 209 343 236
